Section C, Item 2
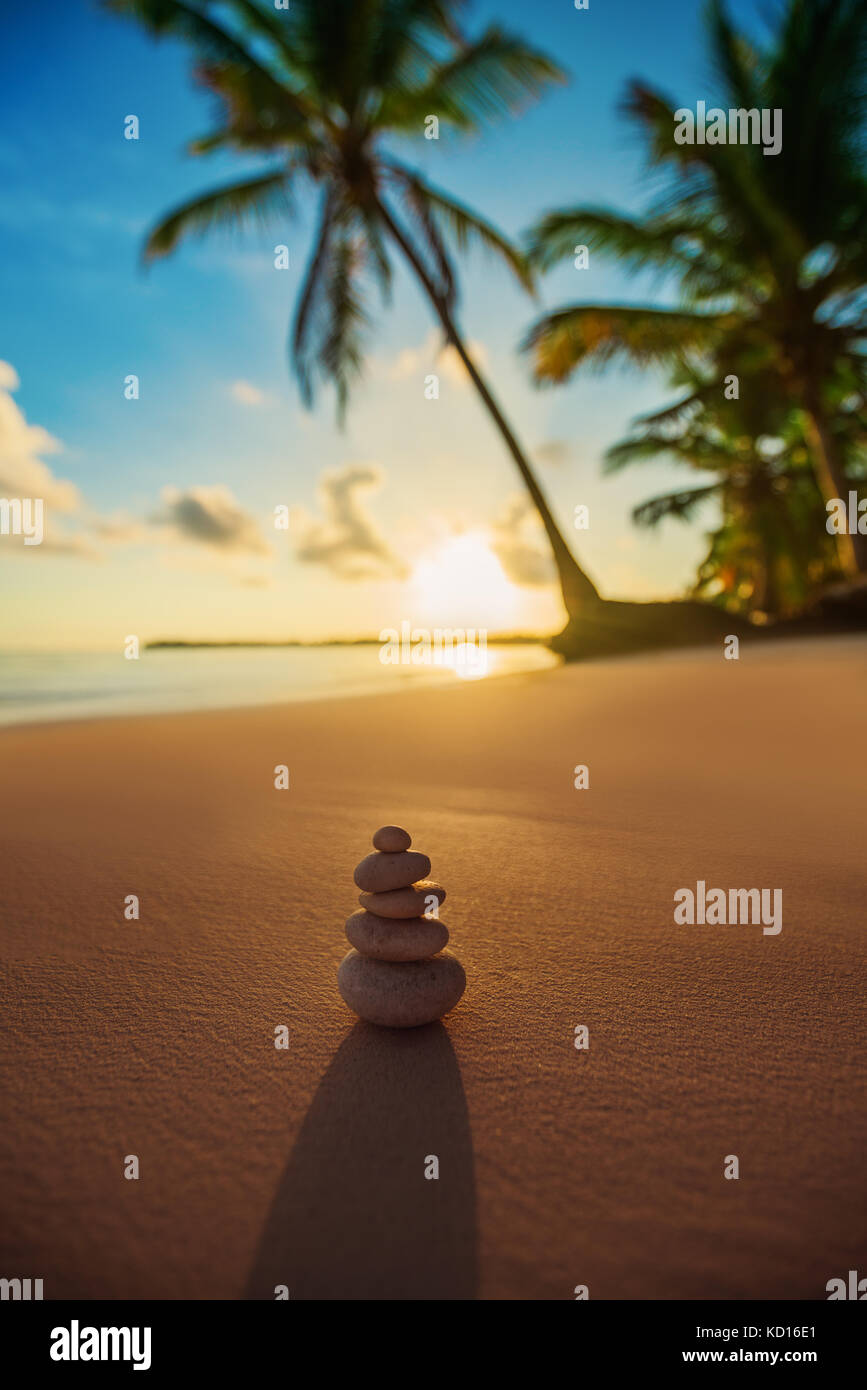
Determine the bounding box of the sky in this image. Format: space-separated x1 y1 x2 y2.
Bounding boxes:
0 0 770 649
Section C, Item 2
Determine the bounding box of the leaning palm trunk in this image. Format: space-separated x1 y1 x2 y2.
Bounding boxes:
375 196 600 619
109 0 601 636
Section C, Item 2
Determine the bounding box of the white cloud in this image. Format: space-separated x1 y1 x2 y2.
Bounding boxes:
0 361 80 511
292 464 408 579
0 363 273 575
229 379 268 407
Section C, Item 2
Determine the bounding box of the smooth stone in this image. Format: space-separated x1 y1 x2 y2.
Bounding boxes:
357 880 446 919
353 850 431 893
372 825 411 852
337 949 466 1027
345 909 449 961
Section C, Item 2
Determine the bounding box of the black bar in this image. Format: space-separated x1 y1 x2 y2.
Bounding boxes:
2 1299 862 1375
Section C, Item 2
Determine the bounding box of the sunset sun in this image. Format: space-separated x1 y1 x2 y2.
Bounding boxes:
409 532 520 629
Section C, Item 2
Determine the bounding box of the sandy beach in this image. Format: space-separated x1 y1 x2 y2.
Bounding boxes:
1 636 865 1300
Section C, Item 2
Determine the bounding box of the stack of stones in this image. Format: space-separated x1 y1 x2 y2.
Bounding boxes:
337 825 466 1028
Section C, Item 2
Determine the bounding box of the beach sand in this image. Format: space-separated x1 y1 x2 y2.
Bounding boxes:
1 636 865 1300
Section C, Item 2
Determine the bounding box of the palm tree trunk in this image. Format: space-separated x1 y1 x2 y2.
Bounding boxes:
802 392 866 578
374 196 600 616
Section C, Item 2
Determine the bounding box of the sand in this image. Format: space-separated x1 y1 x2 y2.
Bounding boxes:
1 636 865 1300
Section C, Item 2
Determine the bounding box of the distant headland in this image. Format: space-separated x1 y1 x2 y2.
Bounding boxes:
145 635 546 650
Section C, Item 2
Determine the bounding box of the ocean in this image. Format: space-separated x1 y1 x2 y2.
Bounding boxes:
0 643 558 727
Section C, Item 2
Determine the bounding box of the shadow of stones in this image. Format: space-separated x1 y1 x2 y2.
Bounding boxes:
244 1020 477 1300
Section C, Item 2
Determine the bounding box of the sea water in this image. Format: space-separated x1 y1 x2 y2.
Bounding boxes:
0 644 558 727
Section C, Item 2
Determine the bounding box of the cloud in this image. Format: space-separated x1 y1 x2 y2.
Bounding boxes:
0 361 102 557
229 379 268 407
151 485 271 555
490 492 556 588
291 465 408 579
0 361 80 511
535 440 571 467
0 363 266 574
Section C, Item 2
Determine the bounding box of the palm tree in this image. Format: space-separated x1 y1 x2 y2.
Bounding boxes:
605 366 842 616
524 0 867 581
104 0 600 628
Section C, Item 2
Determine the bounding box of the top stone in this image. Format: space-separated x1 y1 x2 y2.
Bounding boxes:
372 825 411 852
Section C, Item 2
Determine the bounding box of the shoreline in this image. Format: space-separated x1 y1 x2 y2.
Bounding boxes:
0 642 560 735
1 631 862 737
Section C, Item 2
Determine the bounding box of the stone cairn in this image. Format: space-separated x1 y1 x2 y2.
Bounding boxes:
337 825 466 1028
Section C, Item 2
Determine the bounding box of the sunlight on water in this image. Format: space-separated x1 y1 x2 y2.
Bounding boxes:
0 644 559 727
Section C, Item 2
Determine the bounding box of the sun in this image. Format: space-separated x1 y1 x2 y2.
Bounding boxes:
409 531 520 629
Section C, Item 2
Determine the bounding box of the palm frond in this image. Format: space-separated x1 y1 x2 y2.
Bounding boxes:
104 0 291 99
229 0 300 65
143 168 294 260
291 188 338 406
392 170 457 308
705 0 761 112
633 484 721 527
631 386 716 430
320 235 369 422
528 207 709 275
389 163 533 292
365 0 470 90
764 0 867 244
411 25 565 130
193 59 316 148
523 304 731 382
604 435 681 470
622 80 803 271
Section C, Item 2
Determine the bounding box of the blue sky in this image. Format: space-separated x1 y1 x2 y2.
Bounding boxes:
0 0 770 648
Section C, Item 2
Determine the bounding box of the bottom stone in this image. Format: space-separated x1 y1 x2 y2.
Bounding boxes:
337 949 466 1028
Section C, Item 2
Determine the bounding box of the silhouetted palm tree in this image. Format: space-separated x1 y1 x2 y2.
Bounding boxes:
525 0 867 580
105 0 600 627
